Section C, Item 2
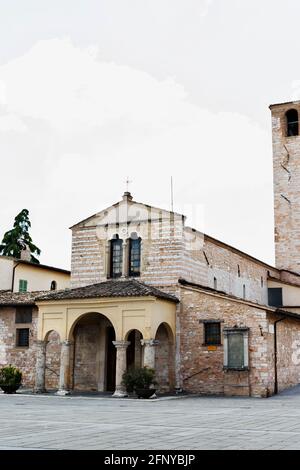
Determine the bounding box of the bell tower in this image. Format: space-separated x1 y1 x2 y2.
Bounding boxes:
270 100 300 272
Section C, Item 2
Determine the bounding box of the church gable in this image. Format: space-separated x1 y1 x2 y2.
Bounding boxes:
70 192 187 288
70 192 185 230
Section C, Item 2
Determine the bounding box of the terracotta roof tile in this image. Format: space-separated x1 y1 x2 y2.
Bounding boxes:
36 279 179 303
0 290 48 306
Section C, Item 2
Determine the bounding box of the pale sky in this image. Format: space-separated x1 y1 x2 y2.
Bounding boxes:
1 0 300 270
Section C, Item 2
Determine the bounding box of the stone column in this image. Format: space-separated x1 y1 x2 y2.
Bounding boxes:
34 340 46 393
141 339 159 369
56 341 72 396
112 340 130 397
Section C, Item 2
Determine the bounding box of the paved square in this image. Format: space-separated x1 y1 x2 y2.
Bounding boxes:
0 388 300 450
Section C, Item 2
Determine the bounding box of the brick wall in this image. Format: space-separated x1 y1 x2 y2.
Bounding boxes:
268 313 300 392
0 306 38 388
155 323 175 393
179 286 275 397
271 102 300 273
71 216 186 289
45 331 61 390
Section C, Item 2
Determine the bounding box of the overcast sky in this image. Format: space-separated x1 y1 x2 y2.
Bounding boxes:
1 0 300 270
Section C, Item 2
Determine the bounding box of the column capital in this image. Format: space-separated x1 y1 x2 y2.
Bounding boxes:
141 339 159 347
113 340 131 349
61 340 73 347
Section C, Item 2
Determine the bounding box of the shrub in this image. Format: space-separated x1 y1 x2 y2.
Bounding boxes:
122 367 157 392
0 365 22 386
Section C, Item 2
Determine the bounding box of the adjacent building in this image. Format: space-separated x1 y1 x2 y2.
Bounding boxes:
0 254 70 386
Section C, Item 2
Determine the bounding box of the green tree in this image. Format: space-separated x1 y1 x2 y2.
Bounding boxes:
0 209 41 264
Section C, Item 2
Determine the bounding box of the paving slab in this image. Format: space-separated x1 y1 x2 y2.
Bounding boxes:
1 389 300 449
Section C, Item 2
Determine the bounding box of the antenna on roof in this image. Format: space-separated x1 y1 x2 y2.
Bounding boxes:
125 176 132 193
171 176 174 212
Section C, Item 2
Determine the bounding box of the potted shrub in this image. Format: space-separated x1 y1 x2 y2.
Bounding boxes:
0 365 22 394
122 366 157 399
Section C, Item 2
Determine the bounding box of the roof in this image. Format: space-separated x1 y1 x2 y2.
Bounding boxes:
178 278 272 311
0 290 47 306
0 255 70 275
178 279 300 321
269 100 300 109
268 276 300 288
35 279 179 303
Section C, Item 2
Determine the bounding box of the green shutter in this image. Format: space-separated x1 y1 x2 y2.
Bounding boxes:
19 280 28 293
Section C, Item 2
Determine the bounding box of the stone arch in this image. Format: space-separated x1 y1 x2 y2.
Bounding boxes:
71 312 117 392
44 330 61 391
154 322 175 393
125 329 143 370
67 311 120 343
124 328 144 341
154 322 174 342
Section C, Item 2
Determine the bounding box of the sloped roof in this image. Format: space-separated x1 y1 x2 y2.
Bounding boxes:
0 255 70 274
36 279 179 303
0 290 48 306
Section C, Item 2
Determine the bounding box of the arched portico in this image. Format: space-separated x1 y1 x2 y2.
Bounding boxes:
154 322 175 392
71 312 116 392
126 329 143 370
35 293 177 396
45 330 61 391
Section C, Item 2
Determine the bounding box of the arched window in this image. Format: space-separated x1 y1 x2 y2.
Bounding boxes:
286 109 299 136
50 280 57 291
110 235 123 278
213 277 217 290
129 234 141 277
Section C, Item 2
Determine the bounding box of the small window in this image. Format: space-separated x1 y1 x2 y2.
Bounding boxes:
268 287 283 307
129 236 141 277
50 280 57 291
213 277 217 290
110 235 123 278
243 284 246 299
19 280 28 293
261 277 264 288
15 307 32 324
224 328 249 370
286 109 299 136
237 265 240 277
16 328 29 347
204 322 221 345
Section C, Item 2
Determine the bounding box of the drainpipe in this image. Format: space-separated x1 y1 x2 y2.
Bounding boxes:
11 261 20 292
274 316 285 395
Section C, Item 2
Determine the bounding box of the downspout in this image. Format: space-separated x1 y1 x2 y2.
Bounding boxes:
11 261 20 292
274 317 285 395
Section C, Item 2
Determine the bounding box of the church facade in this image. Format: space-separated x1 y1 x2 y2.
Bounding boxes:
2 100 300 397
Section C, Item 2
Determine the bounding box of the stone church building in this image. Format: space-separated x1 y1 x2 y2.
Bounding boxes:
2 100 300 397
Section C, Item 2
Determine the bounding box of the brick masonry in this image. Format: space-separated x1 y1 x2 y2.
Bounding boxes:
178 285 300 397
155 323 175 393
0 306 38 388
271 102 300 273
45 331 61 390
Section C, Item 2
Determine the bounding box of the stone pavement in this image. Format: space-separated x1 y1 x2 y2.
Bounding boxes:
1 389 300 450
